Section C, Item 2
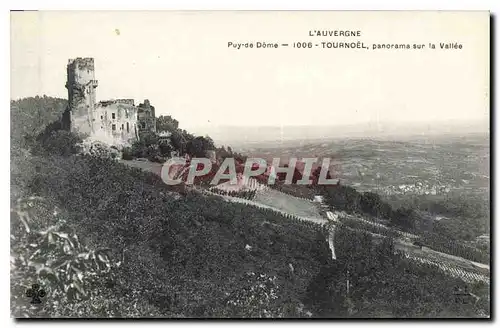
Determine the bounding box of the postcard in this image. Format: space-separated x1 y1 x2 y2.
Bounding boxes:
10 10 490 319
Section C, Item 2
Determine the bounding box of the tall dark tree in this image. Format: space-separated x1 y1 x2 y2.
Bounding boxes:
156 115 179 132
186 136 215 158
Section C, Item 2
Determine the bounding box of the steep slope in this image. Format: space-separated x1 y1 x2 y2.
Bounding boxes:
11 153 332 317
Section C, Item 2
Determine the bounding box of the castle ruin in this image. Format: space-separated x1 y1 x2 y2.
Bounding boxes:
63 57 156 146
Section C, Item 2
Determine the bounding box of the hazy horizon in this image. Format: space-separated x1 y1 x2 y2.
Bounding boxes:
195 120 489 146
9 89 489 145
8 89 489 144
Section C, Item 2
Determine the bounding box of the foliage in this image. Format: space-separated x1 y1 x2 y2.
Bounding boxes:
156 115 179 133
10 96 490 318
418 232 489 264
216 145 247 163
186 136 215 158
77 140 121 160
11 96 68 149
129 132 162 160
320 184 419 230
127 118 216 161
11 148 491 318
319 184 489 264
12 153 332 317
10 196 116 317
320 184 363 213
386 192 490 242
32 130 83 157
121 147 135 160
209 188 257 200
304 227 490 318
220 272 311 318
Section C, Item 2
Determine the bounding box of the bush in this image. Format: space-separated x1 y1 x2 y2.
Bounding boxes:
321 185 362 213
389 207 418 230
77 139 121 160
11 196 115 317
360 192 393 219
121 147 135 160
32 130 82 157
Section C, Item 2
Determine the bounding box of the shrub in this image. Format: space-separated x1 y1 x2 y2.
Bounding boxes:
77 139 121 160
121 147 135 160
10 196 115 317
33 130 82 157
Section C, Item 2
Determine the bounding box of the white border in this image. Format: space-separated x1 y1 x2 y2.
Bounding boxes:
2 0 498 10
3 1 498 327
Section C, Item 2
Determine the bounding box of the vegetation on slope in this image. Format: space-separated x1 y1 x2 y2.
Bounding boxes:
123 114 247 163
386 192 490 242
307 227 490 318
10 131 489 318
317 184 489 264
12 145 332 317
11 96 68 150
10 97 490 318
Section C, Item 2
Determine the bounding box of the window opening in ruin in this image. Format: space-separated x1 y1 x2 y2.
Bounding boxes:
121 124 124 130
112 124 116 131
127 122 130 132
101 115 103 120
112 113 116 119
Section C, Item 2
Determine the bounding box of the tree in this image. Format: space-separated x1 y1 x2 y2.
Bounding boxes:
158 138 173 157
360 192 393 219
390 207 418 230
156 115 179 132
169 130 187 155
11 96 68 149
186 136 215 158
130 132 161 159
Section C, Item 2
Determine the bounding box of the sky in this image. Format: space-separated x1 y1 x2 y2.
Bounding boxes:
11 11 489 135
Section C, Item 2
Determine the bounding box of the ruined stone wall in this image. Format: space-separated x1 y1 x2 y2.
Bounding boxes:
64 57 149 147
94 101 139 146
137 99 157 136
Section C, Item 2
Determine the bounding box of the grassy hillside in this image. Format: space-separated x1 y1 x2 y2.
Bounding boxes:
10 97 490 318
11 151 333 317
11 146 490 317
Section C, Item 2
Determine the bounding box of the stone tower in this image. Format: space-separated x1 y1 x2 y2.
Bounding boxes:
65 58 99 135
137 99 157 136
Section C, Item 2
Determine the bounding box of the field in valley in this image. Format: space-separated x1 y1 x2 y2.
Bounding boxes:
238 133 489 198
